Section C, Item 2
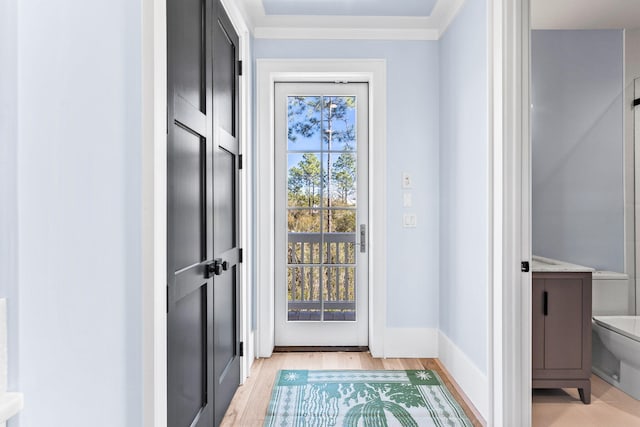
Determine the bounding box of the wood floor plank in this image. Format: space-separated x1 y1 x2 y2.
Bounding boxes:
222 352 485 426
381 357 405 370
400 358 426 369
358 352 385 369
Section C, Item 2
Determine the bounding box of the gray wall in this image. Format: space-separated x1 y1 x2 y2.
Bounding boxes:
438 0 489 374
532 30 624 272
254 39 441 328
16 0 143 425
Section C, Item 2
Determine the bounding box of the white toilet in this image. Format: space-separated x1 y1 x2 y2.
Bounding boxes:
592 316 640 400
592 271 629 315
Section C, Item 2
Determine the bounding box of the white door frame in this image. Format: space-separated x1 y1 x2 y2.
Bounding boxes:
489 0 532 426
256 59 388 358
140 0 252 425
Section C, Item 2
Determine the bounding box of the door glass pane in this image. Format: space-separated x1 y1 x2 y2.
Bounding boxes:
322 96 356 152
329 152 357 208
326 209 356 233
286 94 358 322
287 96 322 151
323 267 356 321
287 267 322 321
288 153 321 208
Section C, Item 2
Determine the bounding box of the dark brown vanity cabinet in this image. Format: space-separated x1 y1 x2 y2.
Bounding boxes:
532 272 592 404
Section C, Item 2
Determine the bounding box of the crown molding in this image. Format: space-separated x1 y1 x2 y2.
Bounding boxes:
239 0 466 41
254 26 440 41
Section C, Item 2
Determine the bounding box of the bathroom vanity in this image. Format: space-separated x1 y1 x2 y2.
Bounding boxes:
531 256 594 404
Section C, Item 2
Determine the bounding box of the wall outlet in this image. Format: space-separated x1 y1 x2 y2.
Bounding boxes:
403 213 417 228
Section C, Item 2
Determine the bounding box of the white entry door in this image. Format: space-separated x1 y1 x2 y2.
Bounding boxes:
274 82 369 346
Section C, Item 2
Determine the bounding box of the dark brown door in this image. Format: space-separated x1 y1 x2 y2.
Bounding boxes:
167 0 240 425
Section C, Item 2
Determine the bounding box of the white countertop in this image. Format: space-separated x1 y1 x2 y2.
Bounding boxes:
532 255 595 273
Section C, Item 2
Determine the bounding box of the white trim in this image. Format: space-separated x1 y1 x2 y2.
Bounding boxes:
635 78 640 314
254 27 439 41
241 0 466 41
437 0 466 37
438 331 489 421
142 0 167 426
383 328 438 358
256 59 387 358
489 0 531 426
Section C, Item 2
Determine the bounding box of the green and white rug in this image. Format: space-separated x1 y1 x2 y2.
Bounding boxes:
265 370 474 427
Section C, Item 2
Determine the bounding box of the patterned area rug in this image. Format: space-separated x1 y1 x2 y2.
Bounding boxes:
264 369 473 427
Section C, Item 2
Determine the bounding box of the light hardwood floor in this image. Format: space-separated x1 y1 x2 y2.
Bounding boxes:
532 374 640 426
221 352 485 426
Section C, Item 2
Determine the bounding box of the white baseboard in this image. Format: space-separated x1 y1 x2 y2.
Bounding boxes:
438 330 488 420
383 327 438 358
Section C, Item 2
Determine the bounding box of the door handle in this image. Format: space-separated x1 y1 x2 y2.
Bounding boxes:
205 258 226 278
543 291 548 316
360 224 367 253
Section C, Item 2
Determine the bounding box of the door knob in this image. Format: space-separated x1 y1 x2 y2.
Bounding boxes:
205 258 225 278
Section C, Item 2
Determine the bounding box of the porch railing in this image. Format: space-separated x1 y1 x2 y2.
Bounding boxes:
287 232 356 313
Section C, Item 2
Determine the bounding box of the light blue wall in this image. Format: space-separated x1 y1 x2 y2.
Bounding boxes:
438 0 489 373
532 30 624 272
254 40 440 328
17 1 143 425
0 0 20 413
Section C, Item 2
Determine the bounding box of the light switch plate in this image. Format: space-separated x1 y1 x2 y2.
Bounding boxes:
403 192 412 207
402 172 412 188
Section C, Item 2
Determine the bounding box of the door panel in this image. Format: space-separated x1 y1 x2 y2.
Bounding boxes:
170 285 207 426
213 147 236 252
173 0 205 112
213 21 236 136
172 128 205 270
545 279 583 369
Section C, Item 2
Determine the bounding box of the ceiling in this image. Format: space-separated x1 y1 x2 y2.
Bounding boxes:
262 0 438 17
236 0 464 40
532 0 640 30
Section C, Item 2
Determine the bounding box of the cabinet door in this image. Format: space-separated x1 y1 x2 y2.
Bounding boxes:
544 279 583 370
532 278 545 370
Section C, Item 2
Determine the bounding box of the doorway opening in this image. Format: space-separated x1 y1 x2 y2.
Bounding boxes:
255 59 388 358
